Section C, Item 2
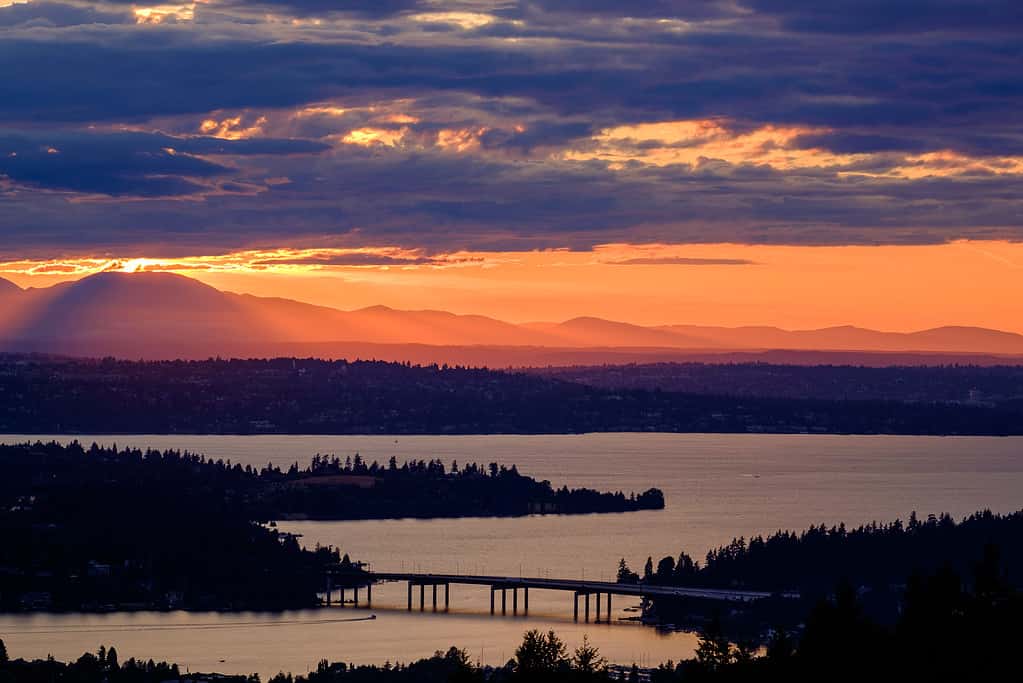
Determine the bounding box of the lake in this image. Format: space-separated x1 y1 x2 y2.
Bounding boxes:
2 433 1021 677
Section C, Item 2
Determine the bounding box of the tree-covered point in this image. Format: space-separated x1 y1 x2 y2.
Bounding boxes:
0 441 663 521
0 440 660 611
270 453 664 519
620 508 1023 633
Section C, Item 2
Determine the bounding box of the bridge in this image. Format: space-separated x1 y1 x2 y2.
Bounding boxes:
324 570 795 622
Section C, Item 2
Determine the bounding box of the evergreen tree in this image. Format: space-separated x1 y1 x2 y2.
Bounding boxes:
695 616 733 672
572 636 607 674
514 629 568 675
617 558 639 584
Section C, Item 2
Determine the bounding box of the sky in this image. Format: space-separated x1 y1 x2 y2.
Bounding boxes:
1 0 1022 330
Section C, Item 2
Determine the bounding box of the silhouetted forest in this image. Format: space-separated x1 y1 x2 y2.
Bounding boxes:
621 509 1023 633
0 440 660 611
6 555 1022 682
0 643 241 683
2 355 1023 435
650 545 1022 682
271 452 664 518
535 361 1023 404
0 440 344 612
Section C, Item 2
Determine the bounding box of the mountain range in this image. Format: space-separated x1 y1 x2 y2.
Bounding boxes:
2 271 1022 364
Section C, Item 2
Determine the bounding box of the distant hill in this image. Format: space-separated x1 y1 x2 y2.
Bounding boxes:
1 271 1022 362
659 324 1023 356
3 355 1023 435
524 316 718 348
0 277 20 296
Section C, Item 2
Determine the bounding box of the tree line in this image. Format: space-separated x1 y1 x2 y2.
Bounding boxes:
6 553 1021 682
3 355 1022 435
618 508 1023 634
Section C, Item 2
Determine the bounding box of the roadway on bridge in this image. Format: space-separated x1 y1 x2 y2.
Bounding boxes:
366 572 785 603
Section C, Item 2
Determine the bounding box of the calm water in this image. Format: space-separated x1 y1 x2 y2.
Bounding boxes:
2 433 1021 677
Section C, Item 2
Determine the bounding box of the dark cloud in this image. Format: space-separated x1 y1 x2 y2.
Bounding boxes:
3 141 1022 259
746 0 1023 34
0 129 326 197
480 121 595 153
0 0 1020 252
0 1 132 27
605 257 758 266
791 133 931 154
505 1 740 21
256 253 439 266
214 0 426 18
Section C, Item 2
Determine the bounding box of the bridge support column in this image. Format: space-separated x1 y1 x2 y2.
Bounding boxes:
367 583 372 606
501 588 507 615
606 593 611 622
573 592 579 622
445 583 450 611
340 587 345 607
407 582 413 611
596 593 601 622
524 587 528 614
420 583 425 611
513 587 518 615
432 584 437 611
354 586 359 606
490 587 495 614
584 592 590 622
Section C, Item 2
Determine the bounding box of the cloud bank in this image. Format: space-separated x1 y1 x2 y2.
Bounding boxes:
0 0 1021 256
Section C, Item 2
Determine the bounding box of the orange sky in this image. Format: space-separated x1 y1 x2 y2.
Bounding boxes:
2 240 1022 333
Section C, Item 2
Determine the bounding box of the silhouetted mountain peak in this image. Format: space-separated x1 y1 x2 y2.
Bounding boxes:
65 270 224 300
1 271 1022 360
0 277 20 295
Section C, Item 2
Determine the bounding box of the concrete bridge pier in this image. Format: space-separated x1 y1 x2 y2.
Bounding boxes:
353 586 359 606
513 587 518 615
432 584 438 611
574 591 592 622
420 583 425 611
524 587 529 614
606 592 611 622
445 583 450 611
339 587 345 607
407 582 413 611
501 588 507 615
490 587 495 614
596 593 601 622
367 583 372 607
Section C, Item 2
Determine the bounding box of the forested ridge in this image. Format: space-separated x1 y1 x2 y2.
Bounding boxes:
3 355 1023 435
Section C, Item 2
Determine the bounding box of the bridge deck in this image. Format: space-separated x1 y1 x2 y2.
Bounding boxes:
366 572 789 602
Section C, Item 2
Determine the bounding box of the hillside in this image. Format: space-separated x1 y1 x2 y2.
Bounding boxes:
1 272 1022 361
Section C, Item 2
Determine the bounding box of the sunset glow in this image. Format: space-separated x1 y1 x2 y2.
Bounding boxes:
0 0 1021 343
3 240 1021 334
4 2 1023 673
